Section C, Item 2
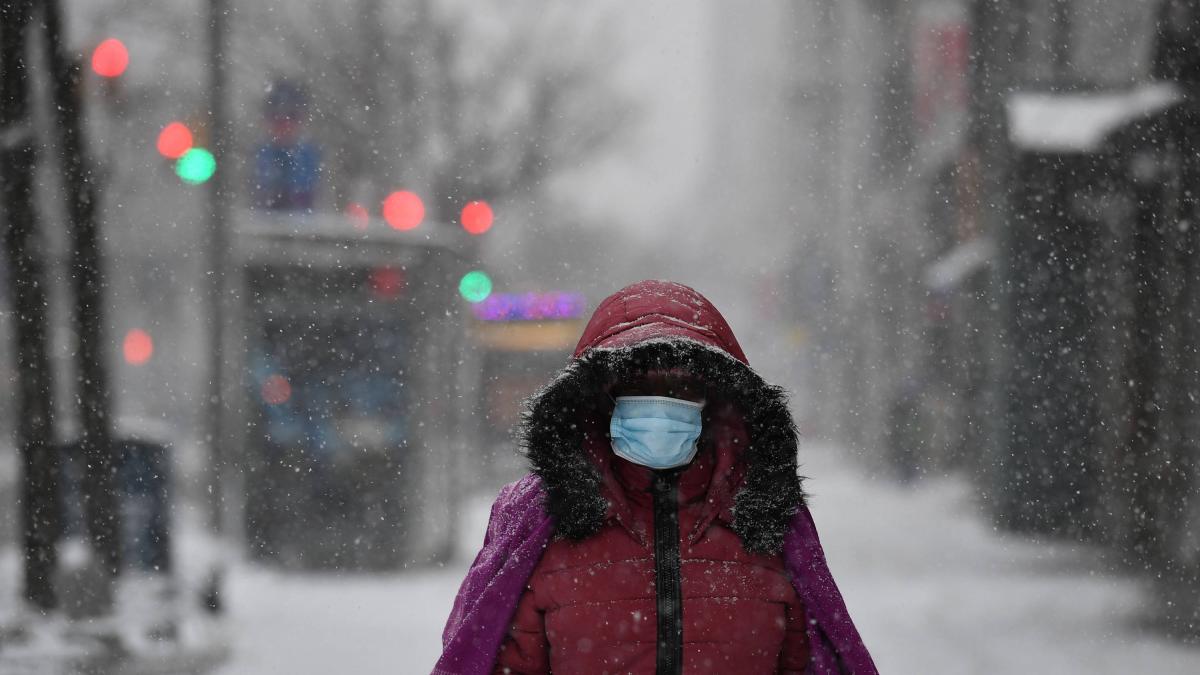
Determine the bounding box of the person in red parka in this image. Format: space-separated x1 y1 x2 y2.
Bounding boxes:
489 280 821 674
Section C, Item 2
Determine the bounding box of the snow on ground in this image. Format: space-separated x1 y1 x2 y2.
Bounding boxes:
800 447 1199 674
213 446 1200 674
212 495 493 675
212 565 463 675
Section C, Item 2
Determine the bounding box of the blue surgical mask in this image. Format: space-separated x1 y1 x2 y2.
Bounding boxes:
610 396 705 470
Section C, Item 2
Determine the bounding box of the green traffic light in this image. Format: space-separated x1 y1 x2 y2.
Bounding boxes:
459 271 493 303
176 147 216 185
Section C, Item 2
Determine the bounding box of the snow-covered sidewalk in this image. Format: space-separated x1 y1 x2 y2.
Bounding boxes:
214 446 1200 674
800 447 1198 673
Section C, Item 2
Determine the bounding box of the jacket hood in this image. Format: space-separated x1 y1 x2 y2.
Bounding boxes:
572 279 750 362
520 280 804 554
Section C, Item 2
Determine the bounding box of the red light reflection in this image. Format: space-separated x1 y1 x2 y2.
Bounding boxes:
261 374 292 405
370 267 406 298
346 202 370 230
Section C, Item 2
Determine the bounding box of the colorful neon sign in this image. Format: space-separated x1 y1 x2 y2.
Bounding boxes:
471 292 587 322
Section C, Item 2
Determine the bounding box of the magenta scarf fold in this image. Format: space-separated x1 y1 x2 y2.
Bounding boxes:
433 475 877 675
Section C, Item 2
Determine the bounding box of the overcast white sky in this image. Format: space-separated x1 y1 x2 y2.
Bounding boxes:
556 1 711 241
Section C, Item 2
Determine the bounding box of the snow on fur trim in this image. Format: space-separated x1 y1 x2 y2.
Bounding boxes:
519 337 804 554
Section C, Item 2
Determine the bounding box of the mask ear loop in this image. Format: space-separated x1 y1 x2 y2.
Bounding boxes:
605 393 618 440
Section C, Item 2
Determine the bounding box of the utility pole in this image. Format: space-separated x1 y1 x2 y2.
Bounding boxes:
0 0 61 611
359 0 388 202
42 0 121 606
206 0 232 543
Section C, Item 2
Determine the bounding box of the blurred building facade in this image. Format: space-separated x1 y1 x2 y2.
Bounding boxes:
793 0 1200 632
757 0 938 461
693 1 927 442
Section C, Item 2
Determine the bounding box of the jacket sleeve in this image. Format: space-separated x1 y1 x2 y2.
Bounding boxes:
778 594 812 674
492 583 550 674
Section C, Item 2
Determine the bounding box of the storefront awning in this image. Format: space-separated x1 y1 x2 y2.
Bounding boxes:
1007 82 1183 153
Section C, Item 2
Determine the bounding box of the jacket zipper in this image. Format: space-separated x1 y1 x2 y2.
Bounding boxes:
652 470 683 675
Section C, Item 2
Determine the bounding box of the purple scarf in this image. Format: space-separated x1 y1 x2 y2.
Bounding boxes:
433 475 877 675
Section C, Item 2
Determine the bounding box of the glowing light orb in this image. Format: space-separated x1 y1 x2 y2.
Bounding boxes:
123 329 153 365
345 202 370 230
382 191 424 231
460 200 494 235
92 39 129 78
370 267 406 298
459 270 493 303
156 122 194 159
261 374 292 405
175 148 216 184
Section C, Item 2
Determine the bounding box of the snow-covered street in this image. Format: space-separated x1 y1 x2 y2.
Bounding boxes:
213 445 1200 674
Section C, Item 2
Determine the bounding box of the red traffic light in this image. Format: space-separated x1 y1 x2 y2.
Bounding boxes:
382 191 424 231
156 122 193 159
92 38 129 78
461 200 494 235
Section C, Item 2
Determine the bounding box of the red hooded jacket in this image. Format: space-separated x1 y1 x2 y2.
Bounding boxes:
494 280 811 674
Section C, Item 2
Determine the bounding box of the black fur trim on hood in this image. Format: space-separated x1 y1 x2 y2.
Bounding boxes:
519 337 805 554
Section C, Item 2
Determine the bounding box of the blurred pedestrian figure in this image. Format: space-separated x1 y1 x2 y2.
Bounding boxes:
885 378 923 485
436 280 875 674
253 78 320 211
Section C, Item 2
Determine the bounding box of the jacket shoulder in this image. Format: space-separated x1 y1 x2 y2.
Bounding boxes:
483 474 549 545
